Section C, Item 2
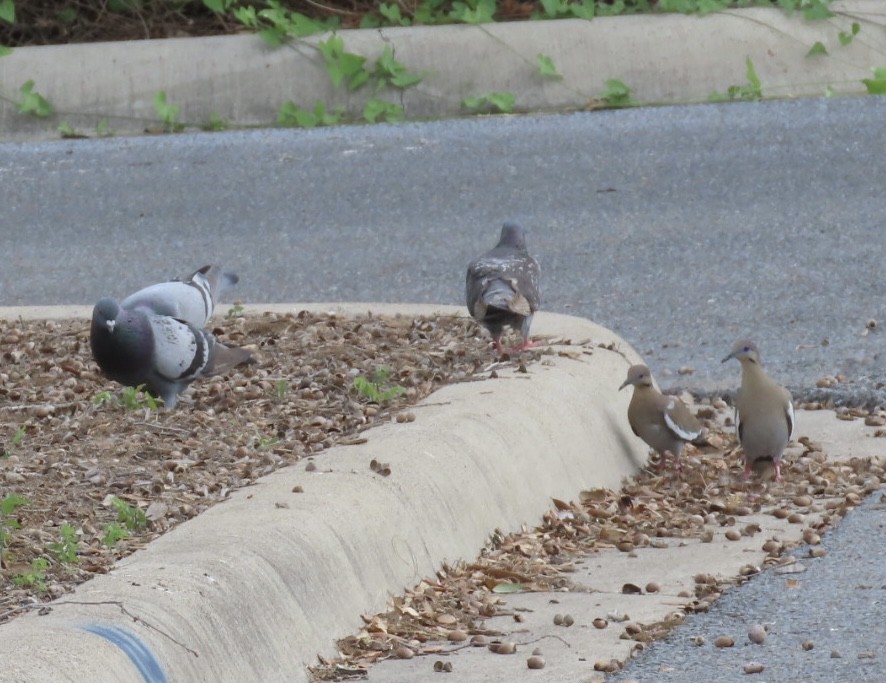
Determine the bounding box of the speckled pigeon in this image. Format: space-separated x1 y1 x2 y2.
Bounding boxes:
722 340 794 483
466 222 540 354
120 264 238 328
619 364 703 470
90 298 254 408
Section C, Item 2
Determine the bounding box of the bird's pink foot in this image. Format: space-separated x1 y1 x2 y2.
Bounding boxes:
508 338 540 353
774 462 783 483
742 461 753 481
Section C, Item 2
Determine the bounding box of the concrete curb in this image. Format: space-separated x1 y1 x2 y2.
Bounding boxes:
0 306 648 683
1 1 884 141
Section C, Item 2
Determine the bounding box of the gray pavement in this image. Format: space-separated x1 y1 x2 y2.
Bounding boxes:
608 491 886 683
3 96 885 402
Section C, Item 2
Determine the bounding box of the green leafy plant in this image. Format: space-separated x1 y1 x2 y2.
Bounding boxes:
600 79 633 107
48 523 80 565
110 497 147 532
709 57 762 101
838 21 860 46
119 385 160 411
806 41 828 57
153 91 183 132
862 67 886 95
363 98 405 123
373 45 423 90
274 379 288 400
202 112 227 131
2 427 24 458
448 0 496 24
537 53 562 80
462 92 516 114
13 557 50 591
1 494 29 562
226 302 245 318
18 80 53 117
353 367 406 403
318 35 369 91
102 522 128 548
277 100 342 128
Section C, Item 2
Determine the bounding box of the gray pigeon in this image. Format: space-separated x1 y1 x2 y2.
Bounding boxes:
466 222 540 354
120 264 238 328
90 298 254 408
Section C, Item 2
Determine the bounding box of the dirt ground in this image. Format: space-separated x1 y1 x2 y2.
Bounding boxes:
0 310 529 623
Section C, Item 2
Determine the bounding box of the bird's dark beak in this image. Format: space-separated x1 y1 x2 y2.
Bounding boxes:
105 320 116 333
721 352 734 364
618 379 630 391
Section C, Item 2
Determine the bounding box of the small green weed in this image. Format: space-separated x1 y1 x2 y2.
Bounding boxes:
119 386 160 411
709 57 762 102
48 523 80 565
2 427 25 457
862 67 886 95
110 497 147 532
448 0 496 24
102 523 129 548
13 557 49 591
1 494 29 562
462 92 516 114
277 100 343 128
18 80 53 117
600 79 633 108
537 54 562 80
838 22 860 46
153 91 183 132
353 367 406 403
226 303 245 318
363 98 405 123
274 379 288 400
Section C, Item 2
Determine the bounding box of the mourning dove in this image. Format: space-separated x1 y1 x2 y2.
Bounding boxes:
619 364 702 470
466 222 540 354
722 340 794 482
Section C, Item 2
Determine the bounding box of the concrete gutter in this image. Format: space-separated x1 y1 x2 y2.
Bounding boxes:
0 306 649 683
1 0 884 141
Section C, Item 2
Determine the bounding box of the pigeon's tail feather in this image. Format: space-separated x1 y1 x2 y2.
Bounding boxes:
481 279 517 311
205 343 255 376
190 264 239 301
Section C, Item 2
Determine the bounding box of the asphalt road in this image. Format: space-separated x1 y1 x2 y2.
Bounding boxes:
2 96 885 403
609 492 886 683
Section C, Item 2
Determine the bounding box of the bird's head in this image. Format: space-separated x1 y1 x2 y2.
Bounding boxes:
619 364 653 390
722 339 761 365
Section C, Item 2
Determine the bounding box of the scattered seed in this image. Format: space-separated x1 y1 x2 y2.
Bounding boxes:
526 655 545 670
788 512 805 524
563 614 575 627
395 646 414 659
470 635 489 647
744 662 765 674
436 614 457 626
725 529 741 541
831 650 842 658
748 624 766 644
305 461 317 472
291 485 303 493
802 640 814 651
593 617 608 629
792 495 813 507
489 642 516 655
810 547 828 558
592 659 620 673
622 583 643 594
645 581 661 593
553 614 564 625
446 630 467 642
714 636 735 648
691 635 705 646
